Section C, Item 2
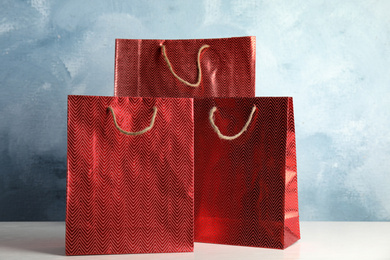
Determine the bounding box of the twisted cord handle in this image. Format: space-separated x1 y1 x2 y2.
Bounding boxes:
108 106 157 136
209 105 256 140
161 44 210 87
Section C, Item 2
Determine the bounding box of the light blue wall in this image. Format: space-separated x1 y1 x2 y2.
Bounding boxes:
1 0 389 220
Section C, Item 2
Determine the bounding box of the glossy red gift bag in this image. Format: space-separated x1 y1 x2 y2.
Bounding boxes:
66 95 194 255
194 97 300 249
114 36 255 97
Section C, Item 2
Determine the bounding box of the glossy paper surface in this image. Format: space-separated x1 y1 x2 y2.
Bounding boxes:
114 37 255 97
194 97 300 249
66 96 194 255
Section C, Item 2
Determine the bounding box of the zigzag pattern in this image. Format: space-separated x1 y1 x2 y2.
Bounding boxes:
194 97 300 249
66 95 194 255
114 37 255 98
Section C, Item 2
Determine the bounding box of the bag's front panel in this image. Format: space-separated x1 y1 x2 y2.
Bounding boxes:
194 97 290 249
66 96 194 255
115 37 255 98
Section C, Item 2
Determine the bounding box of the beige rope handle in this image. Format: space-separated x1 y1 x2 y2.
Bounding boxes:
108 106 157 136
161 44 210 87
209 105 257 140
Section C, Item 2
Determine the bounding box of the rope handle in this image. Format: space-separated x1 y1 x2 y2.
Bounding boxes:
161 44 210 87
209 105 257 140
108 106 157 136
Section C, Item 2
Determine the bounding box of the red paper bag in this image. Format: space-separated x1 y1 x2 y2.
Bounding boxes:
66 95 194 255
114 36 255 97
194 97 300 249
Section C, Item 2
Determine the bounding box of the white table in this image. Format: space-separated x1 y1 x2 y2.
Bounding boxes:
0 222 389 259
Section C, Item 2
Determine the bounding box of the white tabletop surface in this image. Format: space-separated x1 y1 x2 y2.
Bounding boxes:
0 221 389 259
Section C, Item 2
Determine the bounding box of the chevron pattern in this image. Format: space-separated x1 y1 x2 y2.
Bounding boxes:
66 95 194 255
114 37 255 98
194 97 300 249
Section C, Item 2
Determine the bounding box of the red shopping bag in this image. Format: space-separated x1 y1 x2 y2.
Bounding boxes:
114 36 255 97
194 97 300 249
66 95 194 255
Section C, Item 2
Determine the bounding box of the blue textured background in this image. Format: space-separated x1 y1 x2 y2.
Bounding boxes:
1 0 389 221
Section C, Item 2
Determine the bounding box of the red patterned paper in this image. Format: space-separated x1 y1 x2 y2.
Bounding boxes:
66 95 194 255
194 97 300 249
114 36 255 98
